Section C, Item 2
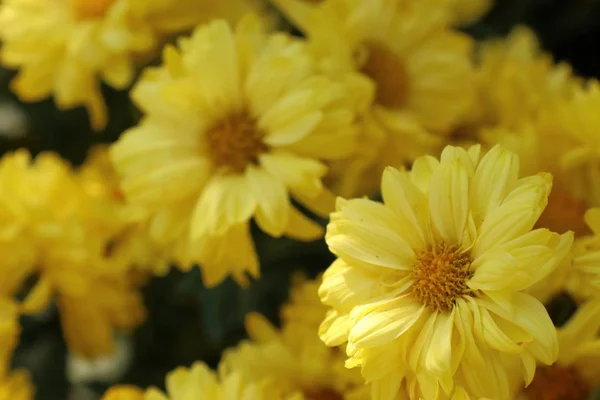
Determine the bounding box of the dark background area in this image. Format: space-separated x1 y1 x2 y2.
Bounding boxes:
2 1 599 398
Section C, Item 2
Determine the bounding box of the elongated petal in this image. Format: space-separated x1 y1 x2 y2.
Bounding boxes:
349 295 424 348
191 174 257 238
245 166 289 237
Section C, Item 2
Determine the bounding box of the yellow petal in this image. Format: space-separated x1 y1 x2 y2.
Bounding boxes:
191 174 257 238
245 166 289 237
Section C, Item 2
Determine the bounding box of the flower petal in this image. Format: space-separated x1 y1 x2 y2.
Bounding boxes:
191 174 257 238
349 294 424 348
474 173 552 258
245 166 289 237
327 198 415 269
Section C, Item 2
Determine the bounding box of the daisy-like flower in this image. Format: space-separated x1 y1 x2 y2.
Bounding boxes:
0 150 146 359
517 299 600 400
101 362 287 400
475 27 580 131
273 0 475 197
319 144 573 399
221 312 368 399
549 80 600 209
0 0 265 131
110 15 368 286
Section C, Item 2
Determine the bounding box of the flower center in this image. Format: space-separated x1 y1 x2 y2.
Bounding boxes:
412 244 473 312
523 365 589 400
205 112 266 173
360 41 410 109
71 0 117 19
535 187 590 237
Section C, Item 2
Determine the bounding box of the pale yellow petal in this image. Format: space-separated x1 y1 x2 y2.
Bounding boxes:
245 166 289 237
191 174 257 238
349 294 424 348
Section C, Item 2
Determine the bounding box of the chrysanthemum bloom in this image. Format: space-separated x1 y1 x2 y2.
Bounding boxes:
475 27 580 131
516 299 600 400
272 0 475 197
0 0 265 131
319 145 573 399
222 312 369 399
110 15 368 286
101 362 287 400
474 29 586 237
550 80 600 209
0 150 146 359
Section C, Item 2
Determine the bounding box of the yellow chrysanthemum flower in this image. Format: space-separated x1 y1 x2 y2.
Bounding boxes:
475 26 580 131
222 312 368 399
110 15 367 286
101 362 287 400
319 144 573 399
0 0 265 131
273 0 475 197
0 150 146 359
550 80 600 208
516 299 600 400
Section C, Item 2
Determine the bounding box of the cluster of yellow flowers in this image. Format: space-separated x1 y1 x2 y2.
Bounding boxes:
0 0 600 399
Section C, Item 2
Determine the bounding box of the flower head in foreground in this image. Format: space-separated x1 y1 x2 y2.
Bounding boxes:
0 0 265 131
101 362 287 400
110 15 367 286
319 145 573 399
273 0 475 197
517 299 600 400
222 312 368 399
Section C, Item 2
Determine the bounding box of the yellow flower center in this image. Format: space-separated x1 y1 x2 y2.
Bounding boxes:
535 187 590 237
523 365 589 400
71 0 117 19
205 112 266 173
360 41 410 109
412 243 473 312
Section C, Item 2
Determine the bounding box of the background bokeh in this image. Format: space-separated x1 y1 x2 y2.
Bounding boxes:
2 1 600 399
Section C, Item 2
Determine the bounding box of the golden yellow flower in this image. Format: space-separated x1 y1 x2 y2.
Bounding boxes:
110 15 367 286
0 370 34 400
0 0 265 131
475 26 580 131
222 312 368 399
319 145 573 399
517 299 600 400
273 0 475 197
0 0 155 130
0 150 146 359
101 362 287 400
